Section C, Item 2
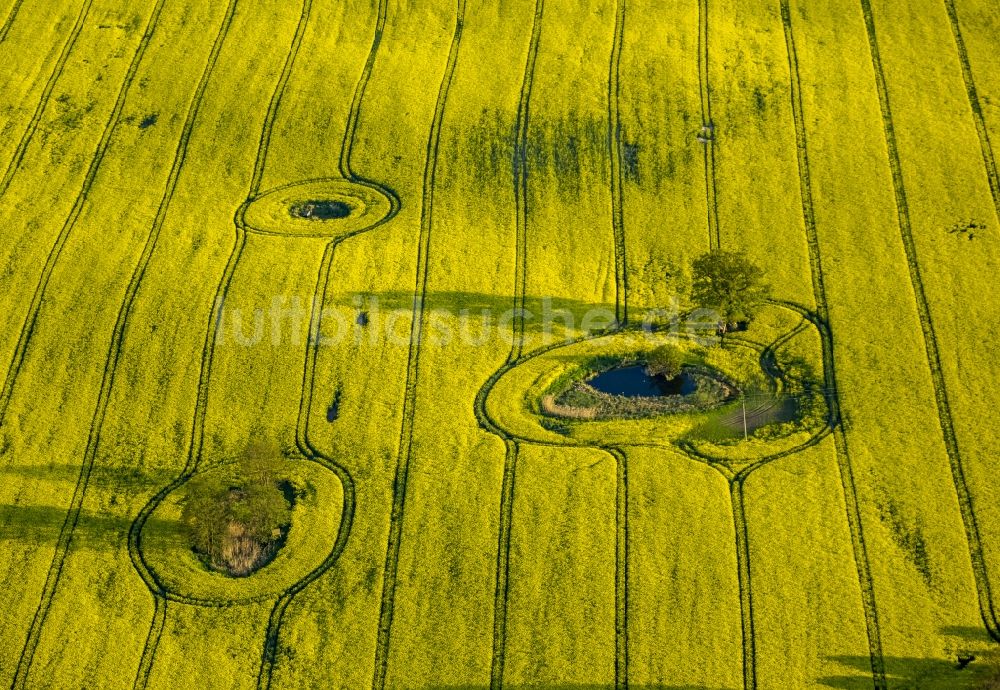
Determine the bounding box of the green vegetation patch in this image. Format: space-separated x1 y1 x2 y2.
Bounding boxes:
482 304 830 470
138 457 343 605
180 455 294 578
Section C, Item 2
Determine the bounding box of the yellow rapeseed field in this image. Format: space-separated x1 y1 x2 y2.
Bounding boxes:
0 0 998 688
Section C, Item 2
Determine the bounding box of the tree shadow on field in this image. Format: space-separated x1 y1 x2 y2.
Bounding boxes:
430 686 732 690
0 463 175 489
819 627 1000 689
323 289 678 334
0 502 177 551
327 289 614 319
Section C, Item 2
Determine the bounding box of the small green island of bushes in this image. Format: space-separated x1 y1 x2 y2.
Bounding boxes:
180 443 296 578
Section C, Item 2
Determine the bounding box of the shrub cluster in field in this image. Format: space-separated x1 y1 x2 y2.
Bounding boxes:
180 442 295 578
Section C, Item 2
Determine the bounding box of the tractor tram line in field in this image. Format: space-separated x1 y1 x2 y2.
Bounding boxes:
697 0 721 250
779 2 889 687
608 3 630 685
123 0 402 683
0 0 24 44
674 312 834 690
239 0 322 684
371 2 466 687
488 0 544 686
481 0 634 686
262 0 397 684
690 2 894 687
695 4 760 685
942 0 1000 224
127 0 310 685
0 0 93 200
859 0 1000 644
0 0 146 423
608 0 628 327
2 1 999 686
0 0 98 420
4 0 186 683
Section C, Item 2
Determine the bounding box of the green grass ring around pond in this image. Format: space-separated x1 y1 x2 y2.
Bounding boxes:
137 458 343 606
239 177 397 239
480 310 829 470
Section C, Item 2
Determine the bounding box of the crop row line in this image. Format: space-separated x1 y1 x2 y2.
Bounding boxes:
695 2 892 685
261 245 351 689
128 0 309 683
779 3 889 686
0 0 96 422
250 0 324 683
0 0 24 44
6 0 179 684
859 0 1000 643
607 0 628 326
489 1 545 686
372 3 466 687
941 0 1000 225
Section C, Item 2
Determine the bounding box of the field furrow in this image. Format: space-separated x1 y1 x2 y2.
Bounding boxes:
0 0 998 686
625 445 744 688
864 0 1000 643
0 1 311 686
786 0 998 682
4 0 231 682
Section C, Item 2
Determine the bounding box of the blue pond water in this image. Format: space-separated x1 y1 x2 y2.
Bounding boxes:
588 365 697 398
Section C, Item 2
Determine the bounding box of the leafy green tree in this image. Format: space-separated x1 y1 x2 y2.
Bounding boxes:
691 249 770 333
645 344 684 379
180 439 291 575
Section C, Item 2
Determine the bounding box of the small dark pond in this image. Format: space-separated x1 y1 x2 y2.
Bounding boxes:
292 200 352 220
588 365 697 398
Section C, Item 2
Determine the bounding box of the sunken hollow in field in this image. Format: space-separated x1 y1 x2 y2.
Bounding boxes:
240 178 397 239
